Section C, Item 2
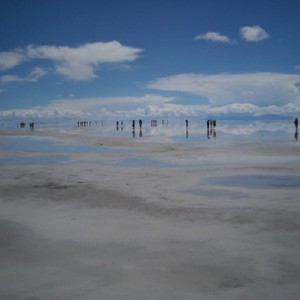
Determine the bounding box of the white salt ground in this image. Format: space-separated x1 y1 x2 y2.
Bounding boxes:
0 128 300 299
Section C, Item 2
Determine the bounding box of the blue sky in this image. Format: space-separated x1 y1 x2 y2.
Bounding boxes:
1 0 300 120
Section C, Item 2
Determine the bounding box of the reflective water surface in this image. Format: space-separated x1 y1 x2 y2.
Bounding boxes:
1 118 299 167
204 175 300 189
70 118 299 144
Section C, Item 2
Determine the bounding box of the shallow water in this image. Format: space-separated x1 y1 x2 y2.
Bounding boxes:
1 119 299 167
118 156 180 168
2 118 298 144
0 136 135 166
181 188 247 199
204 175 300 189
0 136 131 154
72 118 299 145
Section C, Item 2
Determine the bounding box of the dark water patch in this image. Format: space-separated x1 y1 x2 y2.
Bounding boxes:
204 175 300 189
118 156 179 168
182 188 247 199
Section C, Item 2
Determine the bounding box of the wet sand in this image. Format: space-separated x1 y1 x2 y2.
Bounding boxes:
1 128 300 299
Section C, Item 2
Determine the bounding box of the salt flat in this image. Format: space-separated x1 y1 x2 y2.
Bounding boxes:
0 123 300 299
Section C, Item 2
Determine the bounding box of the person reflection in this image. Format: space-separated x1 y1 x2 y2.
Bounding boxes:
295 129 298 140
186 128 189 139
132 129 135 138
139 129 143 138
207 127 216 139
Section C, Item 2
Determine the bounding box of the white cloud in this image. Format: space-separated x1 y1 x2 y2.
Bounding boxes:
205 102 300 116
26 41 143 80
48 94 173 112
0 51 26 71
0 41 143 81
0 67 46 83
239 25 269 42
147 73 300 107
2 94 300 121
194 32 233 43
0 94 174 120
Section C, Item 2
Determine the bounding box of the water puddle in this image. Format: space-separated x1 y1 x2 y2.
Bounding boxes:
0 136 134 154
0 136 138 166
204 175 300 189
118 156 179 168
182 188 247 199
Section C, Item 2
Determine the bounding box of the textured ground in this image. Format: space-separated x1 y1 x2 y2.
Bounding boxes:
1 129 300 299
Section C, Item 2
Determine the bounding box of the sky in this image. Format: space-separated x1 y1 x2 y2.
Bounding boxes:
1 0 300 121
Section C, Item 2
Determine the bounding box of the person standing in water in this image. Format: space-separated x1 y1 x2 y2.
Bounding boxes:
294 118 298 129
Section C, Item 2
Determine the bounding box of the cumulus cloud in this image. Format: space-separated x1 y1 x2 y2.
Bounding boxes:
26 41 143 80
194 32 233 43
147 73 300 107
2 91 300 121
48 94 173 112
239 25 269 42
0 41 143 81
0 94 174 120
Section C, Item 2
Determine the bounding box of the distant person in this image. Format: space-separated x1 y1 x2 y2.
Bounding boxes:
132 120 135 129
213 120 216 128
294 118 298 129
207 120 209 129
139 119 142 128
185 119 189 128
